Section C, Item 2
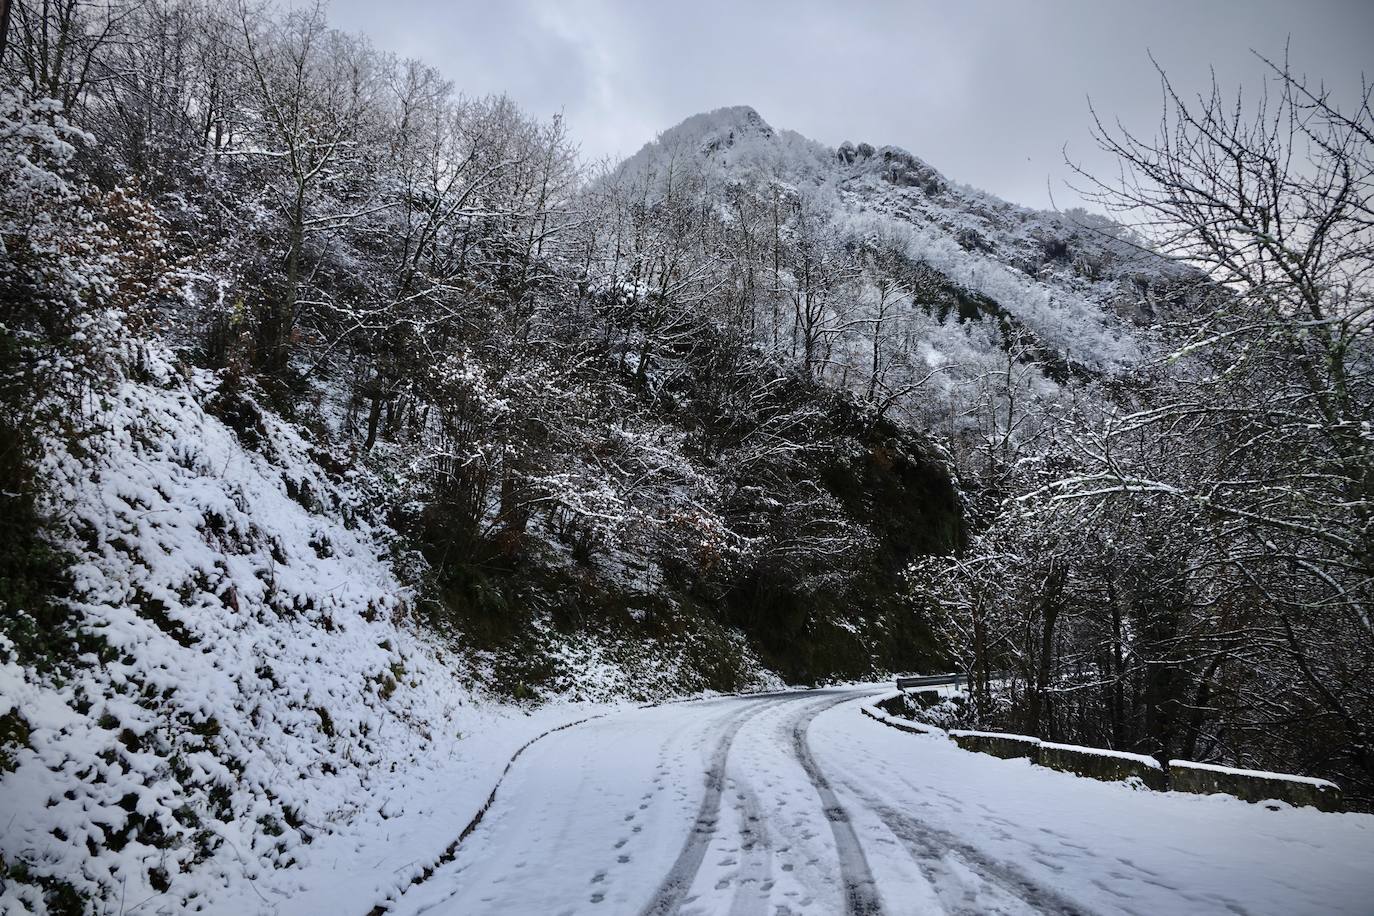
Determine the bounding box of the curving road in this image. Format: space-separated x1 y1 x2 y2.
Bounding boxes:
383 688 1374 916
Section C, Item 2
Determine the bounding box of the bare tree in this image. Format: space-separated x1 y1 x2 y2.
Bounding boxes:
1036 55 1374 795
234 0 385 372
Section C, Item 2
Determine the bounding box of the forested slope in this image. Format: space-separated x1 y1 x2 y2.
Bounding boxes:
3 1 1371 911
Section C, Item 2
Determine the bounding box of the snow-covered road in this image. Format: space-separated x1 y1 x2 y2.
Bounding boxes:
383 688 1374 916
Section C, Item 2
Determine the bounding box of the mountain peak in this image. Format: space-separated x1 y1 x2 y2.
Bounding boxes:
660 105 775 155
616 105 838 182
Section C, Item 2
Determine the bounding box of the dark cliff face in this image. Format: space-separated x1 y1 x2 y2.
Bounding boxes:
720 404 963 684
415 335 965 692
701 372 964 684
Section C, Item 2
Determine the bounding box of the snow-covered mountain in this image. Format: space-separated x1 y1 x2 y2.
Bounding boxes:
620 104 1201 377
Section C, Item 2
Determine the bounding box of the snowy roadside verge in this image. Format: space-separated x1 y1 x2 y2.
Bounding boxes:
210 700 619 916
860 690 1343 810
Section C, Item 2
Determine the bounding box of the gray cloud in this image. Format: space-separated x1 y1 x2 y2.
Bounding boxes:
320 0 1374 210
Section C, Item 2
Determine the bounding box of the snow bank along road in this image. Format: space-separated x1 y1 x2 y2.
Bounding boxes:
381 688 1374 916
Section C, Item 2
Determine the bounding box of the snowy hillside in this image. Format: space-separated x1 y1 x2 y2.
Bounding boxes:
0 346 611 912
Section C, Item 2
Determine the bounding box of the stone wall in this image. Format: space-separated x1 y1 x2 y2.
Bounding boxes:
872 689 1344 811
1039 742 1166 790
875 694 906 717
1168 761 1342 812
948 730 1041 760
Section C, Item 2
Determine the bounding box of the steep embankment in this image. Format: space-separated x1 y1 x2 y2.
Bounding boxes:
0 348 619 913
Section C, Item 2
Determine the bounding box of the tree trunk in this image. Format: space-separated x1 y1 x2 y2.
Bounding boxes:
1107 572 1125 748
0 0 13 66
1179 655 1222 762
1027 561 1065 739
972 598 990 721
1139 600 1183 762
273 187 306 374
362 385 384 453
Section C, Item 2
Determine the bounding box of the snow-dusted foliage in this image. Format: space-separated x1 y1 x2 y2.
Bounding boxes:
0 345 487 911
907 60 1374 810
0 92 135 388
598 103 1204 497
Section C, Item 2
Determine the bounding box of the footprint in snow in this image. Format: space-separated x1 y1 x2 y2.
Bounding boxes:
1090 878 1131 899
1116 856 1160 877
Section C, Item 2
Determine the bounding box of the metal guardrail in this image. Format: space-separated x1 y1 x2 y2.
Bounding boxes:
895 673 965 690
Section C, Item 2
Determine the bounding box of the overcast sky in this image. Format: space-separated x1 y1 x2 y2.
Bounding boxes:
318 0 1373 211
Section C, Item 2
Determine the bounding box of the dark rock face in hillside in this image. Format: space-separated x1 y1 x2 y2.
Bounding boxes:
417 348 965 691
719 395 962 684
876 147 946 195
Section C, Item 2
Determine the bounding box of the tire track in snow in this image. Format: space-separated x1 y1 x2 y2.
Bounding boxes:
638 693 823 916
790 693 885 916
724 778 773 916
830 769 1089 915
